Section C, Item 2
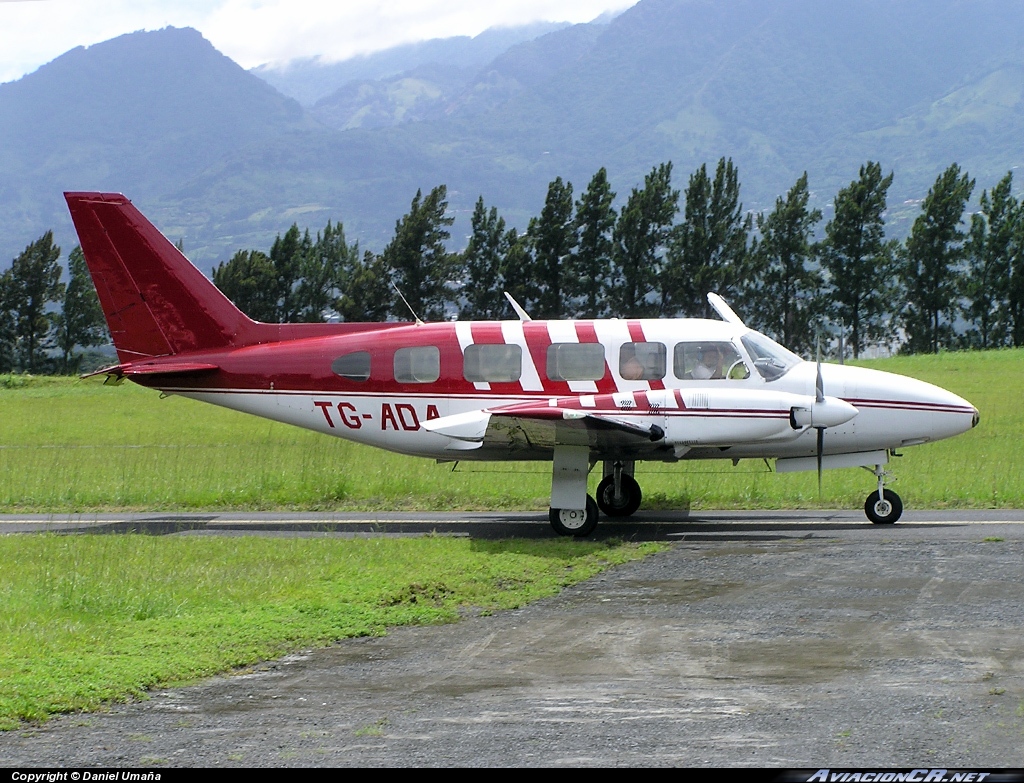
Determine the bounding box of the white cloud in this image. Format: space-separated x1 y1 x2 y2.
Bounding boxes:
0 0 637 83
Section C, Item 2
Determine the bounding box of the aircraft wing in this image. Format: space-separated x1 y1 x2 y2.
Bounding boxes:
423 400 665 455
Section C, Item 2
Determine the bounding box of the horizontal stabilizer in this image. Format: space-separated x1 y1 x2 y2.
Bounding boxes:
85 361 220 379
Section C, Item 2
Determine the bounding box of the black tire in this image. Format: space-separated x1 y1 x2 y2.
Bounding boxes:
549 495 599 537
865 490 903 524
596 474 642 518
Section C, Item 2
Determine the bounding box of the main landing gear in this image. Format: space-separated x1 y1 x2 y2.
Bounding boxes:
596 461 642 517
548 456 641 537
549 497 599 537
864 462 902 524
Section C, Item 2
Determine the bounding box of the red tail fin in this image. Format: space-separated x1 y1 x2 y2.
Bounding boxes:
65 192 259 362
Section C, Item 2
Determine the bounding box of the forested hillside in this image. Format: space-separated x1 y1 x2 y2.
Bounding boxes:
1 0 1023 269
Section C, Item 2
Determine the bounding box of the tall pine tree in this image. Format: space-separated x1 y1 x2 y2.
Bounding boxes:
296 220 357 323
608 163 679 317
665 158 750 318
212 249 279 322
901 164 975 353
382 186 455 322
55 246 107 373
500 228 537 318
270 225 313 322
527 177 576 320
336 250 392 322
962 171 1018 348
0 268 15 372
7 231 64 372
567 168 616 319
1009 197 1024 347
747 173 823 354
820 162 898 358
460 197 510 320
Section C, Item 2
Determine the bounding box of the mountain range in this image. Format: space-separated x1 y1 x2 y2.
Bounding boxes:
2 0 1023 268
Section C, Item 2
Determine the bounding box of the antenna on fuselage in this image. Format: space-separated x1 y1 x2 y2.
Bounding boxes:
392 282 424 326
504 292 533 321
706 292 745 326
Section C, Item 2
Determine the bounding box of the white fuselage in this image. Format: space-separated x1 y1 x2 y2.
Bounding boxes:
164 318 977 469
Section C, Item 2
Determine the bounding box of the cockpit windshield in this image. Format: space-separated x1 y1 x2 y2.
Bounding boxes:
740 332 802 381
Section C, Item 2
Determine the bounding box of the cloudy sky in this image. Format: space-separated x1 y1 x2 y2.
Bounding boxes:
0 0 638 84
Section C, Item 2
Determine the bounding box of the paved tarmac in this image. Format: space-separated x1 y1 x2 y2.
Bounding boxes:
4 507 1024 537
2 510 1023 767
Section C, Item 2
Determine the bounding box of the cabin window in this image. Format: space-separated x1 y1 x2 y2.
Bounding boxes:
673 342 749 380
331 351 371 382
463 343 522 383
546 343 606 382
619 342 666 380
394 346 440 383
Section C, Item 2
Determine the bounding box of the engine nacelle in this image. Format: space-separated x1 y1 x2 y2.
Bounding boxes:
790 397 859 430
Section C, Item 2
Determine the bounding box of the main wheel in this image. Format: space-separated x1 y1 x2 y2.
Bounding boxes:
549 495 599 537
596 474 642 517
865 490 903 524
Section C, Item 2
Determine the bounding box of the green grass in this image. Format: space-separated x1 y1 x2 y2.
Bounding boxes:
0 349 1013 728
0 348 1017 512
0 534 659 728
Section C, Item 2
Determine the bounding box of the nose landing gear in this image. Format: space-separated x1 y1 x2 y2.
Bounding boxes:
864 463 902 524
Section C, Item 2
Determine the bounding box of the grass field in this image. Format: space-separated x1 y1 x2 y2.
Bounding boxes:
0 534 658 728
0 349 1018 512
0 350 1015 729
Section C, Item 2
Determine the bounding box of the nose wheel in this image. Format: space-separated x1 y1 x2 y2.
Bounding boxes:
865 490 902 524
863 462 902 524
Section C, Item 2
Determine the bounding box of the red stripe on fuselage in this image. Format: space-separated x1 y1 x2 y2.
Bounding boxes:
523 321 570 396
844 397 975 414
626 320 665 391
574 321 617 394
469 322 505 344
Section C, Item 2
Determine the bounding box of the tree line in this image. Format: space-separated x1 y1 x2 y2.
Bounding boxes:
214 159 1024 358
4 159 1024 374
0 234 106 374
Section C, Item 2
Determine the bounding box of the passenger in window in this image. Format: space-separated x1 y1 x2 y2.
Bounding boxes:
619 342 666 381
691 345 724 379
620 347 645 380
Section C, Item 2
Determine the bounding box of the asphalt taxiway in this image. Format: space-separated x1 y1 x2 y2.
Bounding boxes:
1 511 1023 767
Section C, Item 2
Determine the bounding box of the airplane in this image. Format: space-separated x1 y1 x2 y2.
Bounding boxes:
64 191 980 537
